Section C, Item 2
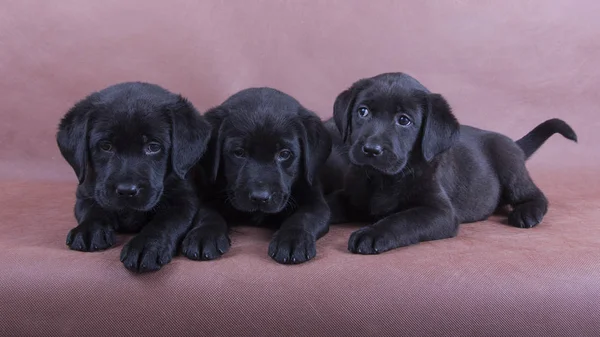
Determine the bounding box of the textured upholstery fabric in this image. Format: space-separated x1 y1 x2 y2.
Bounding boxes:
1 1 598 336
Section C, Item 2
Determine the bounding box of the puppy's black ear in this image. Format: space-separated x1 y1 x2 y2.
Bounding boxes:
333 89 354 142
169 96 212 179
333 79 371 142
420 93 460 161
56 96 96 184
203 107 228 182
299 111 333 186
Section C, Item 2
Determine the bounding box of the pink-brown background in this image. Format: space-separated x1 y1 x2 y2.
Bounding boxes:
1 1 598 336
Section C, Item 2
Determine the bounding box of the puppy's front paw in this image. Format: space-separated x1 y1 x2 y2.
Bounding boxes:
268 229 316 264
66 223 115 252
120 235 173 273
181 227 231 261
348 226 398 254
508 203 547 228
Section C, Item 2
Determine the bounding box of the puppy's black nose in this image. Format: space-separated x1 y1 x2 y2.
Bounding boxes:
249 190 272 204
116 183 139 197
362 143 383 156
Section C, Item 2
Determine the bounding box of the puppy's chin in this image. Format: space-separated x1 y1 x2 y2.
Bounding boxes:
94 188 163 212
228 191 289 214
348 145 407 176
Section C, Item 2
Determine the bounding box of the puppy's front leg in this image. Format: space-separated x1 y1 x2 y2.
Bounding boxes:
67 198 116 252
120 198 197 273
269 189 330 264
348 205 458 254
181 206 230 261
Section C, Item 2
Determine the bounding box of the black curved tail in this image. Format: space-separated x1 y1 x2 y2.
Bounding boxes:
515 118 578 160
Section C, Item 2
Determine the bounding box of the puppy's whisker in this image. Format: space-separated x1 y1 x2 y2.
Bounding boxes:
284 195 299 212
223 190 238 207
363 167 371 180
403 165 415 179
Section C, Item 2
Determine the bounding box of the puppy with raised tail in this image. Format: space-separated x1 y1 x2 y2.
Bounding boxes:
181 87 332 264
327 72 578 255
57 82 211 272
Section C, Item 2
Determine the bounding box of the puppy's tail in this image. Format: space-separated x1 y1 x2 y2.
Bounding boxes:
515 118 578 160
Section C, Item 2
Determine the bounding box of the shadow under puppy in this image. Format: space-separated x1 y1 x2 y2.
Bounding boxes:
57 82 211 272
327 72 578 254
181 87 332 264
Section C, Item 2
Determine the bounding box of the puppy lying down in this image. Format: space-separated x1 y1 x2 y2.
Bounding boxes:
327 72 577 255
57 82 211 272
181 87 332 264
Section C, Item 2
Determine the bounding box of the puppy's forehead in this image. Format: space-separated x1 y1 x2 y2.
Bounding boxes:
221 89 303 145
247 128 298 151
359 73 429 102
91 106 171 141
358 86 421 110
225 113 300 149
368 73 430 92
228 108 299 133
222 87 301 111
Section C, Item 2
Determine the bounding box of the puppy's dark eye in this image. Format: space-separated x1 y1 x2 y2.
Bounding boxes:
276 149 293 161
357 106 370 118
145 142 162 155
396 115 412 126
233 148 246 158
99 141 113 152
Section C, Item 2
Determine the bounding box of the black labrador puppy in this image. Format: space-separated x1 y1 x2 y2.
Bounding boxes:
57 82 211 272
181 87 332 264
327 72 578 254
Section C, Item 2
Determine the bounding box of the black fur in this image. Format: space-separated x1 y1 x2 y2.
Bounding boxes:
181 87 332 264
327 72 578 254
57 82 211 272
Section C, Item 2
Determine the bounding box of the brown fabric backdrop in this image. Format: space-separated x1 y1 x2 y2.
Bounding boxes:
1 1 598 336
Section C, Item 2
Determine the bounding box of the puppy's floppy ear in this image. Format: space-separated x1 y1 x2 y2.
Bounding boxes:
56 96 96 184
168 96 212 179
333 79 371 142
203 107 228 182
298 110 333 186
420 92 460 161
333 89 354 142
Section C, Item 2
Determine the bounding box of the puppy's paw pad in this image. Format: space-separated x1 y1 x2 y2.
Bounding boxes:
120 236 173 273
66 224 115 252
348 227 397 255
508 205 546 228
268 229 316 264
182 227 230 261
